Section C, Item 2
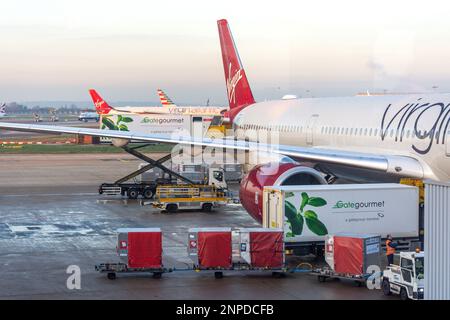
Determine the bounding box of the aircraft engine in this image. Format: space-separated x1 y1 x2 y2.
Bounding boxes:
239 162 327 223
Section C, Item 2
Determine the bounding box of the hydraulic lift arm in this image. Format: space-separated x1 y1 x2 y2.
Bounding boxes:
121 145 196 185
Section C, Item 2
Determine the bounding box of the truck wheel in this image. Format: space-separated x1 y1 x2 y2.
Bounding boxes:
152 272 162 279
166 204 178 213
214 272 223 279
142 188 154 199
127 188 139 199
318 275 326 282
382 279 391 296
202 203 213 212
400 287 409 301
107 272 116 280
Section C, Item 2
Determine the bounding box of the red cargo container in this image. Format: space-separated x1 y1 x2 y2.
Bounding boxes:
117 228 163 269
128 232 162 268
330 233 381 275
240 228 284 268
188 228 232 269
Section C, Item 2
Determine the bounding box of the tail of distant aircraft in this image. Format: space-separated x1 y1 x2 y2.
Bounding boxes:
157 89 176 107
89 89 113 115
217 19 255 121
0 103 6 117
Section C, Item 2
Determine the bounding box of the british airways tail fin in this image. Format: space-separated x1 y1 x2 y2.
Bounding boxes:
157 89 176 107
89 89 113 115
0 103 6 117
217 19 255 118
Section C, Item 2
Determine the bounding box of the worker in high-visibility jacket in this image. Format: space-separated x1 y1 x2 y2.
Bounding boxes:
386 234 398 266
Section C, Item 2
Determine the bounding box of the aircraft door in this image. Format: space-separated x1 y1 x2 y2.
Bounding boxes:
192 116 203 138
446 131 450 156
306 114 319 146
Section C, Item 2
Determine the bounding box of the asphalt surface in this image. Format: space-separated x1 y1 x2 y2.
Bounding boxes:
0 153 393 299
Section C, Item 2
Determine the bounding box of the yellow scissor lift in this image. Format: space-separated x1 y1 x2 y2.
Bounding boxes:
144 184 229 213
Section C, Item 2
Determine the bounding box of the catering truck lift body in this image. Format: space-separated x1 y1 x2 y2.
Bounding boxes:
263 184 419 255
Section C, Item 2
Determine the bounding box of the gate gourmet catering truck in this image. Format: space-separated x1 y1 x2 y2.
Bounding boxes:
99 113 214 143
263 184 419 255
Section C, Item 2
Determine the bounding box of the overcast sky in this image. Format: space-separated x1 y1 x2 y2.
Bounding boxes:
1 0 450 104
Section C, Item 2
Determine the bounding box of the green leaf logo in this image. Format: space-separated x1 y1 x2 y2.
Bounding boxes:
304 210 318 220
285 201 304 235
284 192 329 237
305 215 328 236
121 117 133 123
102 117 117 130
307 197 327 207
300 192 309 212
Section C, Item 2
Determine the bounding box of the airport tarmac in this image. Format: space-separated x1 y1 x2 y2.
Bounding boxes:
0 153 392 299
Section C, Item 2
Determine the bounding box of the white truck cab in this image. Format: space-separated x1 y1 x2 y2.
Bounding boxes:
382 251 424 300
208 167 227 189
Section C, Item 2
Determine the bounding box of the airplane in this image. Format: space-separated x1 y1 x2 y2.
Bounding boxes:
1 19 450 224
0 103 6 117
89 89 226 117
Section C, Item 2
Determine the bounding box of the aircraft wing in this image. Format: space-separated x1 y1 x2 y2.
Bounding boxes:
0 122 424 179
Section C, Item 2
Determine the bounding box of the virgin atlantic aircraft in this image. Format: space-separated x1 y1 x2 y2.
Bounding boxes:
1 19 449 223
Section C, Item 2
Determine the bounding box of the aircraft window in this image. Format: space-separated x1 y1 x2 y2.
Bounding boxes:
406 130 410 138
364 128 368 136
345 128 349 135
341 128 345 135
390 129 394 137
359 128 363 135
374 129 378 137
332 127 336 134
369 128 372 136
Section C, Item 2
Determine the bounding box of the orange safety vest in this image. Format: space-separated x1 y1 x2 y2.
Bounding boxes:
386 239 395 256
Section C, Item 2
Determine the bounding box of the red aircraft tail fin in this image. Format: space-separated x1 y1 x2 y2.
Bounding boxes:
217 19 255 118
89 89 112 115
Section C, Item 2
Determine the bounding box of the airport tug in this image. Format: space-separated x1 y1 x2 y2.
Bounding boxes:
382 250 424 300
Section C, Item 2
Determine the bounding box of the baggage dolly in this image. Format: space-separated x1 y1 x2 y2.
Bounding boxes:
310 267 375 286
95 263 172 280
